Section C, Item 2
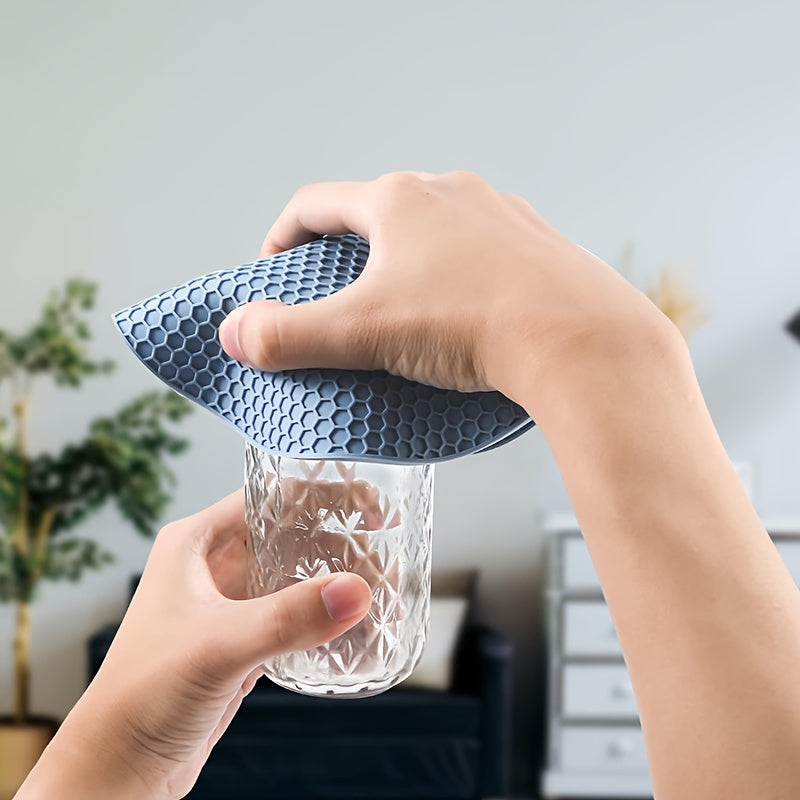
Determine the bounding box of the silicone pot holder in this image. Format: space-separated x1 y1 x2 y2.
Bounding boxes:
113 234 534 463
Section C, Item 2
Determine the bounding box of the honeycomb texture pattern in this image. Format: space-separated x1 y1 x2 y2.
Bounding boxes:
113 234 534 464
245 449 432 697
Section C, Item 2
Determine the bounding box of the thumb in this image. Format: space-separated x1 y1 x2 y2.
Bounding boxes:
214 573 372 675
218 294 372 372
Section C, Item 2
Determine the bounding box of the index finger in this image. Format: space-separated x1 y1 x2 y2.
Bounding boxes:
179 488 248 554
260 181 373 257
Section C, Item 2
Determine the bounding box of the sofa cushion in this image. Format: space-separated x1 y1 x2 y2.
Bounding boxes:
194 734 479 799
403 596 470 690
242 683 481 737
431 568 477 604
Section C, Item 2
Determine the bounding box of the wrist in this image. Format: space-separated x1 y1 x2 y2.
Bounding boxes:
490 287 688 427
15 689 167 800
511 304 755 555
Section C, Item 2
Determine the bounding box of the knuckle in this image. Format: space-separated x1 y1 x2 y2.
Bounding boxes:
503 191 534 212
265 596 296 651
504 191 542 220
152 519 187 554
253 331 283 370
374 171 424 204
154 520 179 544
244 312 285 369
444 169 485 188
343 300 386 368
287 183 314 208
280 183 319 222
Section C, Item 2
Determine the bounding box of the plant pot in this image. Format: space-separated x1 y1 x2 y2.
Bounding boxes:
0 716 57 800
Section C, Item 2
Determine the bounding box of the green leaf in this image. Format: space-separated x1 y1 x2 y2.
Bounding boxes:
0 278 115 387
25 390 191 540
0 532 36 603
39 537 115 583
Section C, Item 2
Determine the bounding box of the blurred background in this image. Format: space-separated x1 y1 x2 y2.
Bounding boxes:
2 1 800 797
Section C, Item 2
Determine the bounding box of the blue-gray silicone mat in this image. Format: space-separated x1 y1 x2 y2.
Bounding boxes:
113 234 534 463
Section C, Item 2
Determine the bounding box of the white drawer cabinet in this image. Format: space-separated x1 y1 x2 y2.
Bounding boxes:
561 536 601 589
560 726 648 773
562 664 637 719
541 517 800 799
562 602 622 657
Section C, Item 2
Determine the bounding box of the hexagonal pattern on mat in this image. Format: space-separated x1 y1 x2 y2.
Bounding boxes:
113 234 533 463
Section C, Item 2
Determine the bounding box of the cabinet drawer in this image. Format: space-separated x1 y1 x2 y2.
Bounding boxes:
775 540 800 586
563 601 622 656
562 664 638 719
562 536 600 590
560 725 648 774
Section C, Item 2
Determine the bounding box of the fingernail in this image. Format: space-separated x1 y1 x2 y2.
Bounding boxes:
219 310 246 362
321 574 368 622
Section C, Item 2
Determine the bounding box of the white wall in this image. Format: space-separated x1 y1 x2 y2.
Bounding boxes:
2 1 799 793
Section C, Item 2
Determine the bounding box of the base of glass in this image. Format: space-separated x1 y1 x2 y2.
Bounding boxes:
263 666 412 699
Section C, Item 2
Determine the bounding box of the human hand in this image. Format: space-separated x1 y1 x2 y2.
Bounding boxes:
219 171 800 800
15 490 371 800
248 467 403 675
217 171 672 416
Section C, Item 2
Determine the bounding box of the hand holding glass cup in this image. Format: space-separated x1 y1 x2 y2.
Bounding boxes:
245 446 434 698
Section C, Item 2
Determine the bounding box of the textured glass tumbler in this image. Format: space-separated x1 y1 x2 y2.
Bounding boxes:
245 445 434 698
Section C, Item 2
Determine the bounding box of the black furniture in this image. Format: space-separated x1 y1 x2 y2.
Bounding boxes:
788 308 800 342
88 586 512 800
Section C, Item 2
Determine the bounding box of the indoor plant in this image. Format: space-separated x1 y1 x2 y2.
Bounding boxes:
0 279 191 797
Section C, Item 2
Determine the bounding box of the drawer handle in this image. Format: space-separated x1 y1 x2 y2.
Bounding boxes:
607 737 635 758
611 681 634 700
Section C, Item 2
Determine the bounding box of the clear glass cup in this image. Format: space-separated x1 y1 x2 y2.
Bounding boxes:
245 444 434 698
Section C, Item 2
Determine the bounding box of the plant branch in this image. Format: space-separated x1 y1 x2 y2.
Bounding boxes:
12 394 29 557
31 506 57 584
14 601 31 723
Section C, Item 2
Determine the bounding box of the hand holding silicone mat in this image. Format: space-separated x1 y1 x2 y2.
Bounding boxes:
113 234 533 464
